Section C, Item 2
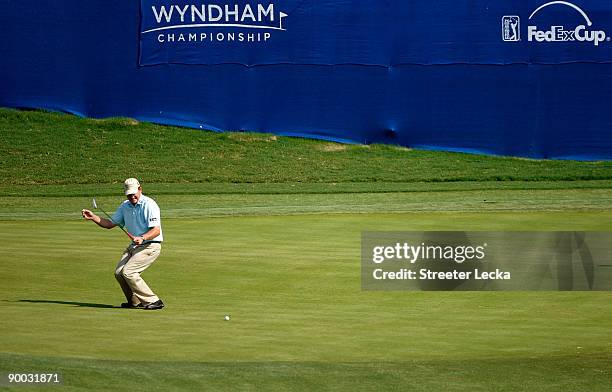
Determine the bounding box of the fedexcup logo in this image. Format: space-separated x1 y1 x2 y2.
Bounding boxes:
141 2 288 44
503 1 610 46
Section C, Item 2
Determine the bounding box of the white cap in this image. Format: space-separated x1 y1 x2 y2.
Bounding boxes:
123 178 141 195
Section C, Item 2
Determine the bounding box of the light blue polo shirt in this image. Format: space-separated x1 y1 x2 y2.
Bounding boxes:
111 194 163 242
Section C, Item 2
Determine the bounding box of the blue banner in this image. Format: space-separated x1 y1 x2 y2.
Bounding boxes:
2 0 612 159
139 0 391 66
140 0 612 66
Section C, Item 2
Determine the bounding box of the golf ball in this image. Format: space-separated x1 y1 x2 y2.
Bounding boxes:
224 315 230 321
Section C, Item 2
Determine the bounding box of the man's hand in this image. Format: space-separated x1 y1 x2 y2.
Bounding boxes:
133 236 145 245
82 209 115 229
82 209 97 221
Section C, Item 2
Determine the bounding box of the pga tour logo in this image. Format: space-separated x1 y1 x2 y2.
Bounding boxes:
503 1 610 46
142 2 288 44
502 15 520 41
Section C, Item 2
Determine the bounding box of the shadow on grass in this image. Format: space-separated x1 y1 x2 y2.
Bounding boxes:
18 299 117 309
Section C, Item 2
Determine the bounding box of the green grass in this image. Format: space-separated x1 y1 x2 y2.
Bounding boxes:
0 188 611 221
1 108 611 185
1 213 612 391
1 354 610 392
1 108 612 390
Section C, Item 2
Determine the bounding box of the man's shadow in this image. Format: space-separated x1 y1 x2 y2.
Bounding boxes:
18 299 117 309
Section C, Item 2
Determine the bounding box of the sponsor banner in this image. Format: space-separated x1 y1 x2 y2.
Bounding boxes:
4 1 612 159
362 232 612 291
140 1 612 66
501 0 612 63
139 0 390 66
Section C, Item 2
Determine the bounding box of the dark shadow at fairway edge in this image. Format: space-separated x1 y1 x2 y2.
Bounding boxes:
17 299 117 309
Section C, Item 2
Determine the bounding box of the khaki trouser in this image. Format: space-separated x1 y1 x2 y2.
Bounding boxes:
114 242 162 305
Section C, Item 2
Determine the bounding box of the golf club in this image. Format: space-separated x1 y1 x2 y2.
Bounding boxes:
92 198 135 240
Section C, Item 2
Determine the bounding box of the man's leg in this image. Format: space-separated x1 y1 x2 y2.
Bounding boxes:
121 243 162 305
115 247 138 305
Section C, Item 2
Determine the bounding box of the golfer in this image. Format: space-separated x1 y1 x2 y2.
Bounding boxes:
81 178 164 310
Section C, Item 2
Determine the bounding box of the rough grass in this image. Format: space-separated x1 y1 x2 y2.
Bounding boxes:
1 108 610 185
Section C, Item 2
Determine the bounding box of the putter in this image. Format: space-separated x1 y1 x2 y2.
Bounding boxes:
92 198 135 240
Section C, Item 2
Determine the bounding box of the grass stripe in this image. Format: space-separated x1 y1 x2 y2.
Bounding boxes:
1 353 611 392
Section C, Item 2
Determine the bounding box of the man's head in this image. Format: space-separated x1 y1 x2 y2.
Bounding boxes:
124 178 142 205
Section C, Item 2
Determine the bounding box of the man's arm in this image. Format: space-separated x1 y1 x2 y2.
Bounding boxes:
81 209 117 229
133 226 161 245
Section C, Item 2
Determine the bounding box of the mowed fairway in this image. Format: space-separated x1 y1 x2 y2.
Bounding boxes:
1 189 612 391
